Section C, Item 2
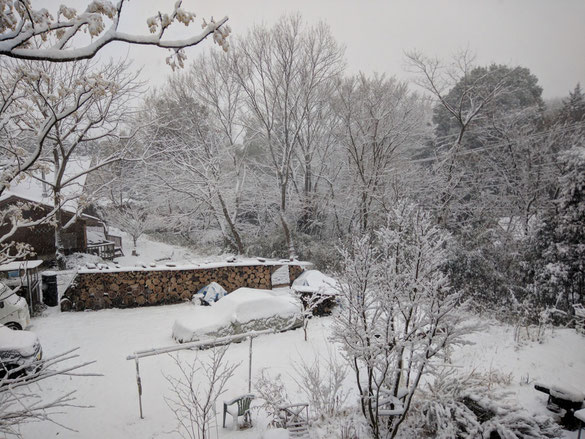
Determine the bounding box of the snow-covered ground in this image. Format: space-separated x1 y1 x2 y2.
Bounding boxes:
110 229 230 267
23 234 585 438
18 301 585 439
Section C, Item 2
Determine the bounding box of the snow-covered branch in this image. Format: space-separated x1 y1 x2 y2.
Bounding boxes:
0 1 230 67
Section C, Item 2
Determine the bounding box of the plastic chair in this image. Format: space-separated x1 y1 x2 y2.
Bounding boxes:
222 393 254 430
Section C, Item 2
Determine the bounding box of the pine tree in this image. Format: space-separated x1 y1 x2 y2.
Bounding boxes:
532 146 585 308
560 83 585 123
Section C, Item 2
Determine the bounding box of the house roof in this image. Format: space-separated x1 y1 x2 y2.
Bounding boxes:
0 157 91 214
0 260 44 271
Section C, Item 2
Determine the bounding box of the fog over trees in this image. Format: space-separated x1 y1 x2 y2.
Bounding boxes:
83 14 585 322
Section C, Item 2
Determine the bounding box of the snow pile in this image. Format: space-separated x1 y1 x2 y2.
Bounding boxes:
292 270 338 296
172 288 302 343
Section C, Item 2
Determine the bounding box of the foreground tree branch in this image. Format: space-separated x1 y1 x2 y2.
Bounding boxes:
0 1 230 67
0 347 101 437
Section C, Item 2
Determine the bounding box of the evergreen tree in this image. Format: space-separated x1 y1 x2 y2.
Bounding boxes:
433 64 544 144
531 146 585 308
560 83 585 123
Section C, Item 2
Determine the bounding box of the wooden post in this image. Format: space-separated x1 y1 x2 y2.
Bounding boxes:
248 336 253 393
134 357 143 419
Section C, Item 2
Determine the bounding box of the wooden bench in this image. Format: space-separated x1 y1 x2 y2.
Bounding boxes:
223 393 254 430
535 383 585 429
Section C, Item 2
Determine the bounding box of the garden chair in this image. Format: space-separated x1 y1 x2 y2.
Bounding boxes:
223 393 254 430
278 403 310 438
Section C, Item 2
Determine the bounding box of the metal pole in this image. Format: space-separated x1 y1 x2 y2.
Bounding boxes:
248 336 253 393
134 357 144 419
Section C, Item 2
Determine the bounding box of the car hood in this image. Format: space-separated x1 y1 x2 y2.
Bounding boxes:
0 327 40 357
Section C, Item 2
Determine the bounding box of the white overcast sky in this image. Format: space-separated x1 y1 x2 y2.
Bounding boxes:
43 0 585 99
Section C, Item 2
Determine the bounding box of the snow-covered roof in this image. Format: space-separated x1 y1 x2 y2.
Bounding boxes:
292 269 339 296
86 226 110 245
0 157 91 214
0 260 44 272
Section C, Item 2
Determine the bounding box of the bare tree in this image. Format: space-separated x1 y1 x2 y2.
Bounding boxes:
0 0 229 65
164 347 239 439
15 59 140 268
0 59 134 264
233 14 344 259
291 288 328 341
334 74 425 233
187 50 247 254
105 202 154 256
291 348 349 419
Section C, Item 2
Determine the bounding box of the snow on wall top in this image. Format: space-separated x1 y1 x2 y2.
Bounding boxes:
77 258 312 274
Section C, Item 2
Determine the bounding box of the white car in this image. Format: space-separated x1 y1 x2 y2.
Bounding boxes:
0 324 42 380
173 288 302 343
0 282 30 330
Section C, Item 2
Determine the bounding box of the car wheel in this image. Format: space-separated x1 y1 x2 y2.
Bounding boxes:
5 322 22 330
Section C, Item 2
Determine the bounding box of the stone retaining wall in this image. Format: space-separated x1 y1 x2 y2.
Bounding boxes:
61 264 305 311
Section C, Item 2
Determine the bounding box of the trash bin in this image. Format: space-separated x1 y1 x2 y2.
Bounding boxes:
42 273 58 307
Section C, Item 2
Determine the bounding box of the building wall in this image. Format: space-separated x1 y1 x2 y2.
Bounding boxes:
0 197 87 260
61 264 306 311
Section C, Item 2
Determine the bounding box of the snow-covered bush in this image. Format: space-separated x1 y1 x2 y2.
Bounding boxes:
408 369 562 439
292 349 349 420
333 202 474 439
291 289 329 341
254 369 290 426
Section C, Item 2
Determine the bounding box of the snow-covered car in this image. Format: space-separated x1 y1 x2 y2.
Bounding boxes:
0 324 42 380
172 288 302 343
0 282 30 330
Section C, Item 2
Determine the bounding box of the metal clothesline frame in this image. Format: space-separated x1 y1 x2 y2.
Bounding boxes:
125 328 274 419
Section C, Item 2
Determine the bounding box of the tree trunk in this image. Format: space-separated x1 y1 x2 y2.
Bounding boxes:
217 192 244 254
280 210 296 261
54 199 66 270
